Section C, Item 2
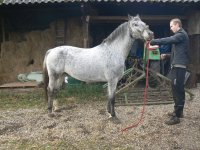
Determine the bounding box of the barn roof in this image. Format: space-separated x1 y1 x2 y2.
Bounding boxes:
1 0 200 5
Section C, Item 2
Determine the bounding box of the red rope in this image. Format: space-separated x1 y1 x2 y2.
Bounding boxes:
121 57 150 132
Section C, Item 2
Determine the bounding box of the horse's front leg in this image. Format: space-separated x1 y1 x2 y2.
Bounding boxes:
107 100 111 114
107 79 118 117
107 95 116 117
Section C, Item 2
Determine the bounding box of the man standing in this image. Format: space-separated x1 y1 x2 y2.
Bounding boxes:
150 18 189 125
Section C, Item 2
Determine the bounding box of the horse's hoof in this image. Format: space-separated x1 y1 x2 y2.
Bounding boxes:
111 113 116 117
48 108 53 114
108 113 116 118
48 113 55 118
108 116 121 124
108 114 113 118
54 108 62 112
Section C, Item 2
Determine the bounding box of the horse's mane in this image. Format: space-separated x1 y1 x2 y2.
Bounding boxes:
102 22 128 44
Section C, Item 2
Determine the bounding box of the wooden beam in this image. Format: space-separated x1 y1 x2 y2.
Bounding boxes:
89 15 188 23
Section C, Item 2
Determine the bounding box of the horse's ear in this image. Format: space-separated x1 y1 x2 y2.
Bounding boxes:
136 14 140 18
129 14 141 21
135 14 141 20
128 14 132 20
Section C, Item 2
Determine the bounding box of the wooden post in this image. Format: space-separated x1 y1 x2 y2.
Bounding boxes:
1 17 5 42
83 16 89 48
81 3 90 48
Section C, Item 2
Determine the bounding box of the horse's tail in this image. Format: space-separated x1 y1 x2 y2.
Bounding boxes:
43 51 50 102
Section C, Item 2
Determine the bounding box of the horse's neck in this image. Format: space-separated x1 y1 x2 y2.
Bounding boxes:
108 27 134 59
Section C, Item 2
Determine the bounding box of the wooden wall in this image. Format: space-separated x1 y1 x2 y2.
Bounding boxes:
0 17 84 84
187 10 200 87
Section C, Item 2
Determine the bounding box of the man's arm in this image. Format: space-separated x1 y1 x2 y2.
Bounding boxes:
150 32 184 45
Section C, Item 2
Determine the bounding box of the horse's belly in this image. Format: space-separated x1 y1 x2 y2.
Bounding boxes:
68 73 107 83
65 67 107 83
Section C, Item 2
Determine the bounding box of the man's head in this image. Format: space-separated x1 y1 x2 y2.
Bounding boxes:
170 18 182 33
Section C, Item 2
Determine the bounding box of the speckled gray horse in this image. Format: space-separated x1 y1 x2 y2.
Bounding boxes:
43 15 153 117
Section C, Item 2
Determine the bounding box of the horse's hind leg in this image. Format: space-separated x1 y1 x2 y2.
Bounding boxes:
47 76 56 114
107 79 118 117
53 75 65 112
47 73 63 114
47 87 54 114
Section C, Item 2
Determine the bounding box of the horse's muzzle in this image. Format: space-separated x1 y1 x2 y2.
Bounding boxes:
147 31 154 40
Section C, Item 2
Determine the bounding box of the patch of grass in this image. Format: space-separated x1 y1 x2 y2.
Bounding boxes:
56 83 106 105
59 83 105 100
0 83 106 110
0 89 45 110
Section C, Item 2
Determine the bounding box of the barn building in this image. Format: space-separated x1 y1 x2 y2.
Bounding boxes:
0 0 199 87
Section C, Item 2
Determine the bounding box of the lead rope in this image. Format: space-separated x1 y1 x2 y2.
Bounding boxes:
121 44 150 132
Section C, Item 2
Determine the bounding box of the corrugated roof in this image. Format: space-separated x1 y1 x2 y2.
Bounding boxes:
1 0 200 5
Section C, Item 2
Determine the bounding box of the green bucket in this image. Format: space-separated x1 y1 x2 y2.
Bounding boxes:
66 76 82 85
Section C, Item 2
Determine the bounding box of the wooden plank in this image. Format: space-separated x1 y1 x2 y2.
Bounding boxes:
89 15 188 23
0 82 38 89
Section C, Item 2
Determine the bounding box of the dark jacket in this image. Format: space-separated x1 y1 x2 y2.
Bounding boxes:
150 28 189 66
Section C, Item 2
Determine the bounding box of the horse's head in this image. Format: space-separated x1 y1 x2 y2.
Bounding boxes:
128 15 153 41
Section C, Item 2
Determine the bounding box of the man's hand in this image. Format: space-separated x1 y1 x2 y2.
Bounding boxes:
148 43 159 49
161 54 167 60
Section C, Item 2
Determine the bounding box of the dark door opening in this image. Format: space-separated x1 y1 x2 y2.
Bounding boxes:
89 21 172 75
89 22 120 47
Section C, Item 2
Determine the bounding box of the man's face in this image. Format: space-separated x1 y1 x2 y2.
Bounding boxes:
170 21 179 33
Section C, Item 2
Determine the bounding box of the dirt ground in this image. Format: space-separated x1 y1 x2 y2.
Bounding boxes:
0 87 200 150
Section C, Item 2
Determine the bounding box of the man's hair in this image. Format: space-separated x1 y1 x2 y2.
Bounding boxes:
170 18 182 27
